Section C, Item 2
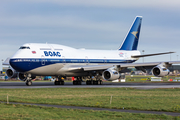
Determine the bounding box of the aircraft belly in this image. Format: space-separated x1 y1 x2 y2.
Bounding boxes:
27 63 115 76
28 63 64 76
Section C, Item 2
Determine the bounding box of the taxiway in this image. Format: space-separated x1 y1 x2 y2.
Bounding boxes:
0 81 180 89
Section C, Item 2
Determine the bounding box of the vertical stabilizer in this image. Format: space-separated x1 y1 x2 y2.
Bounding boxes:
119 16 142 50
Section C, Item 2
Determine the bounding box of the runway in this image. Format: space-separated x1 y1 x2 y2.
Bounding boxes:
0 81 180 89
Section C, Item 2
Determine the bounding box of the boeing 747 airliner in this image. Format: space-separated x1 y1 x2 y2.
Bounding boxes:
3 16 180 86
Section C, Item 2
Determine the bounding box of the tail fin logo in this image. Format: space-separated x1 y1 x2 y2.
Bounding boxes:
131 31 138 39
119 52 124 57
119 16 142 50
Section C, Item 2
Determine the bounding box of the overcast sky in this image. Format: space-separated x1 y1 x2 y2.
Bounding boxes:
1 0 180 69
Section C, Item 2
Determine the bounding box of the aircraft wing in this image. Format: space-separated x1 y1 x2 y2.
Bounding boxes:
2 58 10 65
131 52 174 58
66 61 180 72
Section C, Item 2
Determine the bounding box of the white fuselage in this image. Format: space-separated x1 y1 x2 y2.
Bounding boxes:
10 43 140 76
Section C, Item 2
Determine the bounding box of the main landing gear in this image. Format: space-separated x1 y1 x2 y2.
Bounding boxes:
73 76 103 85
73 77 82 85
86 80 103 85
53 76 103 85
86 75 103 85
54 77 64 85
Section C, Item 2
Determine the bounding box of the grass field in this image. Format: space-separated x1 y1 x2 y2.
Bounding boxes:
0 88 180 113
0 103 179 120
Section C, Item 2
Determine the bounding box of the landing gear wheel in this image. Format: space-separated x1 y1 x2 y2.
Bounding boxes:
87 80 93 85
54 81 58 85
73 80 81 85
90 80 93 85
86 80 89 85
26 80 32 86
78 81 81 85
61 81 64 85
100 80 103 85
54 80 64 85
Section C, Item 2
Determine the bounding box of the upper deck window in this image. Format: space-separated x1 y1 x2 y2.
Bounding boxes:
19 46 30 49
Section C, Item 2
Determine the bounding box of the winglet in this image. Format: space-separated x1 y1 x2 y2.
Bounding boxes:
119 16 142 50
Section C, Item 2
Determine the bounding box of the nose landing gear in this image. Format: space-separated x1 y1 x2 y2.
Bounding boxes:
26 80 32 86
25 74 33 86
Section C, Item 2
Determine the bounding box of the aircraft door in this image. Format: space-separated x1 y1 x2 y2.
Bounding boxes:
62 56 66 65
104 57 107 63
85 56 89 63
41 55 45 65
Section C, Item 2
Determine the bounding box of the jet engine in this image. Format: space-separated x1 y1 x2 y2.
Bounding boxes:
6 68 18 78
18 73 36 81
102 69 120 81
18 73 27 81
152 65 169 77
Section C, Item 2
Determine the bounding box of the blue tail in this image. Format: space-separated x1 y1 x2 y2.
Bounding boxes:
119 16 142 50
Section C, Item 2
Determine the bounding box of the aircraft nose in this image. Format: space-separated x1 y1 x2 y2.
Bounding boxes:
9 59 27 72
10 59 20 71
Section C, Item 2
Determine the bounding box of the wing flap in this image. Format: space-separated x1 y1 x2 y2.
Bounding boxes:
65 64 114 72
82 64 114 71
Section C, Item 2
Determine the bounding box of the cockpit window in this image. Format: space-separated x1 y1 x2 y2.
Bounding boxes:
19 46 30 49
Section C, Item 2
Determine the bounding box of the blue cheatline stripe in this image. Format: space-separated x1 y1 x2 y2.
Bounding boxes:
10 58 136 72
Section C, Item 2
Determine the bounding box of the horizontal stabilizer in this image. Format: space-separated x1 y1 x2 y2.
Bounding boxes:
131 52 175 58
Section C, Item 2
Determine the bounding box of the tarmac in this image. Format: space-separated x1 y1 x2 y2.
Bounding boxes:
0 81 180 89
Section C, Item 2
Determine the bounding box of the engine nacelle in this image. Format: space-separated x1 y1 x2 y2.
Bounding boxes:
6 68 18 78
152 65 170 77
18 73 27 81
18 73 36 81
102 69 120 81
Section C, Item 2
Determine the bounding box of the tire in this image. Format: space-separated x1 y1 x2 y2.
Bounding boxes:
61 81 64 85
54 81 57 85
78 81 81 85
96 81 98 85
93 80 96 85
100 80 103 85
98 80 100 85
90 80 93 85
60 81 64 85
26 81 32 86
73 80 77 85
